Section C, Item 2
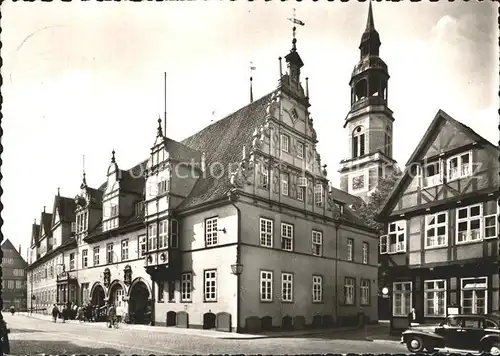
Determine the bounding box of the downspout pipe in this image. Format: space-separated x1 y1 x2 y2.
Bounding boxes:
228 189 242 333
334 222 339 324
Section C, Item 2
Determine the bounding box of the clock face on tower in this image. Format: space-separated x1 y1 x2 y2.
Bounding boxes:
352 175 365 190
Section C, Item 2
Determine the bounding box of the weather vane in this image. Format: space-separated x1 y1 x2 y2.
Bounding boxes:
287 8 305 45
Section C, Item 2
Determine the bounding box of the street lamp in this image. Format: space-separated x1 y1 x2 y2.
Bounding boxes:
230 262 243 276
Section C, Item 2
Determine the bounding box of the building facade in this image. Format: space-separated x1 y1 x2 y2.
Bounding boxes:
376 110 500 332
26 17 380 332
1 239 27 310
339 2 397 203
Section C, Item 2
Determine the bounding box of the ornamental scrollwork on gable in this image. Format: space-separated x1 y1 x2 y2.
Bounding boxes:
103 268 111 288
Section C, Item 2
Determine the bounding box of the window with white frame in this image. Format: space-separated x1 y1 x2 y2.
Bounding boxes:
181 273 192 302
157 179 168 195
447 151 472 181
312 231 322 256
352 126 365 158
461 277 487 314
422 161 442 188
106 243 114 264
347 238 354 261
281 134 289 152
425 212 448 248
457 204 482 243
344 277 355 305
69 253 75 270
170 220 179 248
158 220 168 249
297 186 304 201
393 282 412 316
297 142 304 159
424 280 446 317
15 280 22 289
315 184 323 206
148 224 157 251
110 204 118 217
484 206 498 239
121 239 129 261
362 242 369 264
82 249 88 268
139 235 146 257
93 246 100 266
260 271 273 302
205 217 218 247
260 218 273 247
259 164 269 189
447 152 474 181
281 273 293 302
114 287 123 308
360 279 370 305
312 275 323 302
380 220 406 254
204 270 217 302
281 173 289 196
281 223 293 251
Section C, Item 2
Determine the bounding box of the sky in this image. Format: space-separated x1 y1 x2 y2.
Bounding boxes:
2 1 498 260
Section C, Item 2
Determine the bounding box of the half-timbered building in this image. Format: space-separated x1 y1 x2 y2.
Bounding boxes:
376 110 500 332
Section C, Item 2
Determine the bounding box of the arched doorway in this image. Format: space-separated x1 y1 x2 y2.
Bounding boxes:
91 284 105 308
91 284 106 321
109 283 124 309
128 281 151 325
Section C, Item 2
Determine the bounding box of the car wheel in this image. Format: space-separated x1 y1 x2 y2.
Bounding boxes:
490 343 500 356
406 336 424 353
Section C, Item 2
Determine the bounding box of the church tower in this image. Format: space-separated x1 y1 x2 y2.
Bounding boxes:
339 2 397 203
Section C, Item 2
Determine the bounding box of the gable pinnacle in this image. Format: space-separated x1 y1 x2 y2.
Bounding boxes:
111 149 116 163
157 116 163 137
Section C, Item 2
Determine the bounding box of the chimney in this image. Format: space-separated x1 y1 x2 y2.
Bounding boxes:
19 244 21 253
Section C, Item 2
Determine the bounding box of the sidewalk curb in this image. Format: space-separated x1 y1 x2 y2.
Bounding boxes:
365 337 402 345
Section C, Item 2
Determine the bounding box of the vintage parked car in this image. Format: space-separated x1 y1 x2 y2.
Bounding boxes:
401 314 500 354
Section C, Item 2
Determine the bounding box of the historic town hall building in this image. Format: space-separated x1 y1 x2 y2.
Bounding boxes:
26 8 380 332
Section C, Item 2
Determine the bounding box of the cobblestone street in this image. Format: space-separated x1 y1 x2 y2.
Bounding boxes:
4 313 406 355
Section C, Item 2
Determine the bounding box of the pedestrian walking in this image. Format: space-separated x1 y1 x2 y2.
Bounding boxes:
51 304 59 323
407 307 419 327
77 305 84 322
107 304 116 328
9 306 15 316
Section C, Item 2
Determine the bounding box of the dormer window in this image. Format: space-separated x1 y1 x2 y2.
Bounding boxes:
76 210 88 233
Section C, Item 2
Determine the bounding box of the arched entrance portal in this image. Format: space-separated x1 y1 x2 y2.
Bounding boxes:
128 281 151 325
91 284 105 308
109 283 124 310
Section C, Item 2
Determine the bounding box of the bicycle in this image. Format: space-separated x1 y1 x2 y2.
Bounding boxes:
112 315 122 329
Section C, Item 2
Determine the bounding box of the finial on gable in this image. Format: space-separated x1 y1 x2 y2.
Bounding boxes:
157 116 163 137
43 206 46 213
111 149 116 163
57 187 60 196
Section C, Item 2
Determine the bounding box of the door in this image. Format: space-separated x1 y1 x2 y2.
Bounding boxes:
457 318 486 351
435 317 463 349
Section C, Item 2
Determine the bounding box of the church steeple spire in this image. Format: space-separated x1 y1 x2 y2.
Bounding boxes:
359 1 381 58
365 1 375 31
